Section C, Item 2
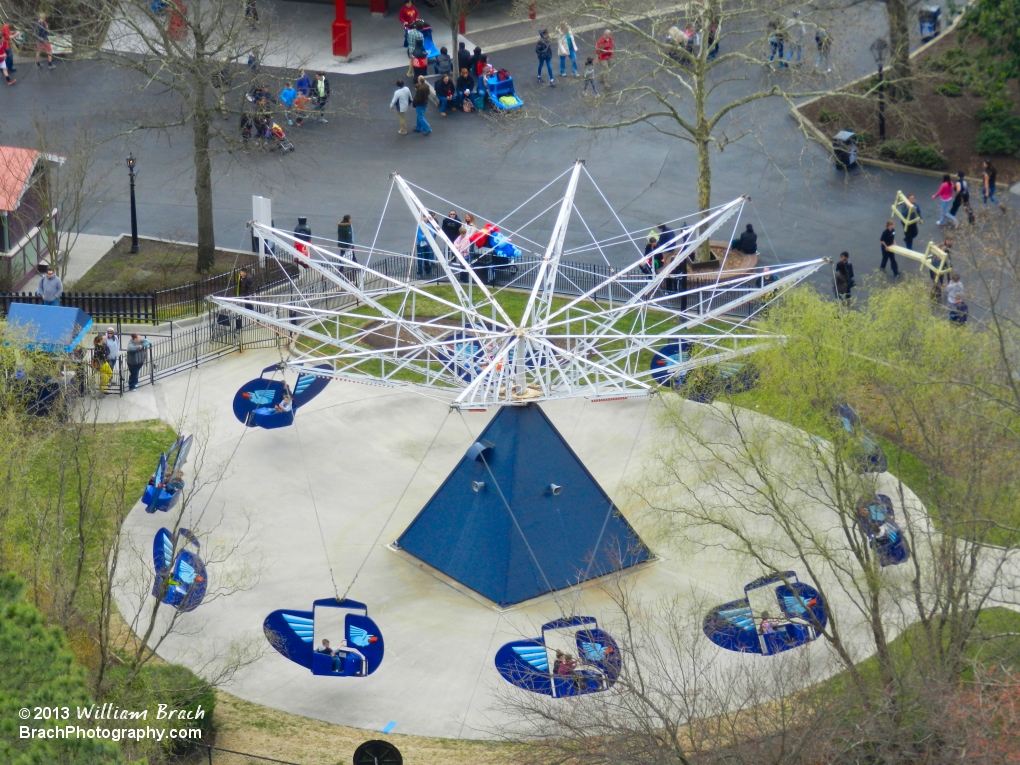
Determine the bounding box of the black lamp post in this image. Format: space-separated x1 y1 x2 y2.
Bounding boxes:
126 154 139 253
869 38 889 142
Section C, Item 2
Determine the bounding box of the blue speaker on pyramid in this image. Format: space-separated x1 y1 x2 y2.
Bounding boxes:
396 404 651 607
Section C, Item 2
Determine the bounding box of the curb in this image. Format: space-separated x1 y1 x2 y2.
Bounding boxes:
789 0 987 184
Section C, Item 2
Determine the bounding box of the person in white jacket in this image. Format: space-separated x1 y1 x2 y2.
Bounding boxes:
390 79 412 135
786 10 807 65
556 22 578 77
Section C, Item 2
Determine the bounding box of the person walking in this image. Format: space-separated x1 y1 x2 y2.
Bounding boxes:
125 333 150 391
834 251 855 307
815 27 832 73
0 24 14 84
34 15 54 69
390 79 412 135
406 20 425 77
279 81 297 125
412 75 432 134
35 267 62 305
767 20 785 67
295 70 312 98
595 29 614 86
104 328 121 373
337 215 354 258
536 29 555 85
556 22 578 77
244 0 259 26
2 21 17 73
398 0 419 34
92 334 112 391
786 11 805 65
982 160 1000 206
898 194 922 251
950 171 970 222
879 220 900 276
582 57 597 96
933 174 956 226
314 73 330 123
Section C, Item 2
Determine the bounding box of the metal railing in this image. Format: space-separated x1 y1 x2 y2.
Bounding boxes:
193 744 302 765
1 291 158 323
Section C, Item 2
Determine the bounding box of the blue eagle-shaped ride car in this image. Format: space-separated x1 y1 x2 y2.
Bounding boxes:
857 494 909 566
152 527 208 612
703 571 827 656
141 434 193 513
232 363 331 429
263 599 384 678
494 617 621 698
436 331 486 383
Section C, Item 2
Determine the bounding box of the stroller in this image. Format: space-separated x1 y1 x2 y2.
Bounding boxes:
268 122 295 153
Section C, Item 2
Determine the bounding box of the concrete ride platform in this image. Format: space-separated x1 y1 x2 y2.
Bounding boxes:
113 347 940 740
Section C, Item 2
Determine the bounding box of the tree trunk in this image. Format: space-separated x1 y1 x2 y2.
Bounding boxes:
695 62 713 262
451 16 459 68
193 108 216 273
885 0 912 100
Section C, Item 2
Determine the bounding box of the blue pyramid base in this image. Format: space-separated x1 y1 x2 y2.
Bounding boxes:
397 404 650 607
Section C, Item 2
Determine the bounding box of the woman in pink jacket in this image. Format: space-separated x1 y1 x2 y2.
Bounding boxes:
933 174 956 227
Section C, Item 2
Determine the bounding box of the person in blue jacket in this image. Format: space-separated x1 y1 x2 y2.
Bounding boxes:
279 82 297 125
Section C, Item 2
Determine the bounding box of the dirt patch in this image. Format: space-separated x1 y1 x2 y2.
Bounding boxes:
72 237 259 293
799 30 1020 182
211 690 514 765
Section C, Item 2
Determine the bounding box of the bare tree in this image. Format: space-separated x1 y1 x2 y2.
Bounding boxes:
428 0 479 62
30 121 110 282
535 0 842 259
638 282 1020 733
95 0 280 272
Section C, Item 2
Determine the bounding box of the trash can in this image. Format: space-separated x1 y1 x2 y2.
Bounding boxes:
832 130 858 170
919 5 941 42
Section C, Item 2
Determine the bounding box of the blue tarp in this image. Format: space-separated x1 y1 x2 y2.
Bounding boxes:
5 303 93 354
397 405 650 607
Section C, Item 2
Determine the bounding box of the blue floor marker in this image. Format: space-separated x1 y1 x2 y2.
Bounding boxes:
381 721 397 733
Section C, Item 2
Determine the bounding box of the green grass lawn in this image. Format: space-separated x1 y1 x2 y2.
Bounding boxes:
2 420 175 625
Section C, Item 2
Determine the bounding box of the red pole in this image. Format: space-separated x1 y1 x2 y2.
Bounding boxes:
459 12 466 34
529 3 536 20
332 0 352 57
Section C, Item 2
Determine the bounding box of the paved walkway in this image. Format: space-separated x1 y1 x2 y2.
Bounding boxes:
106 345 1017 739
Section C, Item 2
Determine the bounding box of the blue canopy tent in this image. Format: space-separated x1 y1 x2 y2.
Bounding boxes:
5 303 92 354
396 404 651 607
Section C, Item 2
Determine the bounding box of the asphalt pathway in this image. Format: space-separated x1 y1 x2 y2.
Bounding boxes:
0 5 985 299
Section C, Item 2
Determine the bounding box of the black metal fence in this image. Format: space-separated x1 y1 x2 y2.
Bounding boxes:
81 311 285 396
0 292 158 323
190 744 302 765
154 258 300 322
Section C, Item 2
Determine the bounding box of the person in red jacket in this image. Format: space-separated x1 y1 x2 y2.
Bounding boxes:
595 29 614 86
398 0 418 29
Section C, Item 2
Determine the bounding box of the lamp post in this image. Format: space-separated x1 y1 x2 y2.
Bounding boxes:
126 154 139 253
869 38 888 142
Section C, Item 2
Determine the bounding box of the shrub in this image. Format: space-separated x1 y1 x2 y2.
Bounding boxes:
103 661 216 758
854 131 874 147
875 139 949 169
935 82 963 97
925 47 971 75
976 116 1020 155
818 108 839 124
976 97 1014 122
